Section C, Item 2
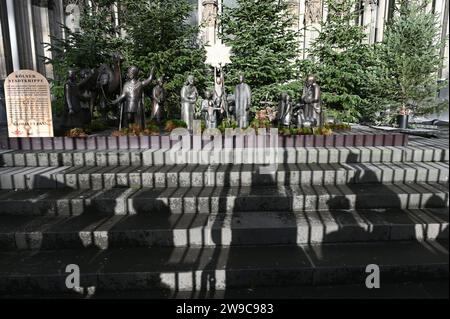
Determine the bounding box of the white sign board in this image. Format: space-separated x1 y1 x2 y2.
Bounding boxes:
4 70 54 137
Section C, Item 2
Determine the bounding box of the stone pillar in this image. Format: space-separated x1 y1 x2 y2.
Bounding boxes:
435 0 449 80
0 80 6 127
375 0 387 42
365 0 380 43
201 0 218 45
32 1 54 79
304 0 323 55
5 0 20 71
27 0 38 70
285 0 300 30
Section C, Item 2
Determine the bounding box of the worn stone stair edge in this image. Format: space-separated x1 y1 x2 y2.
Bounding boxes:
1 146 448 167
0 182 447 216
0 209 447 251
1 161 448 190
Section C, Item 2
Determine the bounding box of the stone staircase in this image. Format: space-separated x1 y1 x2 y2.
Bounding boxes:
0 135 448 297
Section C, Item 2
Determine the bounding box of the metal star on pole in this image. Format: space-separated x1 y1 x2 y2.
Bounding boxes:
205 42 232 68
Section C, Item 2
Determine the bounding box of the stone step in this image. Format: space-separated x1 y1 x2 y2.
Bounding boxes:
0 162 448 190
6 281 449 299
0 182 447 216
0 209 446 251
0 240 447 294
0 145 448 167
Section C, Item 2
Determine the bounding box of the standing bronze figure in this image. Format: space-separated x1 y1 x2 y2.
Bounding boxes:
63 69 84 129
180 75 199 131
79 68 97 125
234 74 251 128
214 66 228 120
278 92 293 127
151 77 165 124
112 66 154 130
301 75 321 127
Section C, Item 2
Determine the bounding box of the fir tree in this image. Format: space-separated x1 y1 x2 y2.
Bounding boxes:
121 0 209 117
220 0 301 105
45 0 124 114
46 0 208 118
382 0 447 117
47 0 124 74
307 0 386 123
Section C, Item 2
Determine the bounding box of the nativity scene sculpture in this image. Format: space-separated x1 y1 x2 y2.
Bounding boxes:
59 43 323 134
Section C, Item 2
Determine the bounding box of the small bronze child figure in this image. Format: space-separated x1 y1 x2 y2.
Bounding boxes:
202 90 222 129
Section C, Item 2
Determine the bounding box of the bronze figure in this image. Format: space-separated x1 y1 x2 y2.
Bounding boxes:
278 92 293 127
234 74 251 128
112 66 154 130
214 66 229 120
151 77 165 124
180 75 199 131
96 53 123 121
301 75 321 127
63 69 84 129
79 68 97 125
202 90 222 129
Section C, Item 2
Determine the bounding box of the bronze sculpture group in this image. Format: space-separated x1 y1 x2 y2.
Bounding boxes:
62 53 322 132
279 75 323 129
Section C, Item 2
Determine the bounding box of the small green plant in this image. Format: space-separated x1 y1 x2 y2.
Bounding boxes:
323 122 351 131
84 119 109 134
279 127 292 136
146 121 160 135
164 119 188 133
313 127 333 136
297 127 314 135
218 118 238 133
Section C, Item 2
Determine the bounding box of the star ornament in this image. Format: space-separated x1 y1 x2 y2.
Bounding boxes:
205 43 232 68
